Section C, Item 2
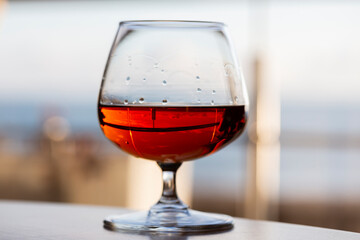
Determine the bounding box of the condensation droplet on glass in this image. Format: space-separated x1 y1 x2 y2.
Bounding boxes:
196 76 200 80
162 99 168 105
154 63 159 68
143 78 146 81
125 140 129 144
229 100 234 104
125 76 130 85
211 100 215 105
212 90 216 94
124 99 129 105
224 63 233 77
139 97 145 103
197 88 202 93
110 102 113 105
197 99 201 103
161 69 165 73
235 96 239 102
162 80 167 86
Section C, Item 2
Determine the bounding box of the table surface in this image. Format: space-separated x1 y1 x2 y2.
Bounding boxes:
1 201 359 240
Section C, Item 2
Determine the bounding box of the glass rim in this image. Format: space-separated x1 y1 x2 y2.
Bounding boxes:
119 20 226 28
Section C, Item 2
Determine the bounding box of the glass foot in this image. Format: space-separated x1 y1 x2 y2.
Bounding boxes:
104 209 233 234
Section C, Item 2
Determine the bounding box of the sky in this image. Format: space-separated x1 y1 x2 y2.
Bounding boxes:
1 1 359 106
0 1 248 105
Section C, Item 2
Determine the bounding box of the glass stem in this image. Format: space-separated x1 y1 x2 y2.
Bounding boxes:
149 162 188 214
159 162 181 203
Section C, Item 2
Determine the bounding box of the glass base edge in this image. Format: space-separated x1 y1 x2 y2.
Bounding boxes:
104 209 233 234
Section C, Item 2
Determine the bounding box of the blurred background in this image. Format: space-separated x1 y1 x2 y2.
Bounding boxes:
1 0 360 233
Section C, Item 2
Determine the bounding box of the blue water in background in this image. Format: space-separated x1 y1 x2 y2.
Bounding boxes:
1 102 360 200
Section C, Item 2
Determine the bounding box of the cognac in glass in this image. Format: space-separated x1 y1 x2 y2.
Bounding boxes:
98 20 248 233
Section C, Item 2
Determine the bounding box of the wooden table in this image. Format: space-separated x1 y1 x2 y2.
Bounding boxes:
1 201 359 240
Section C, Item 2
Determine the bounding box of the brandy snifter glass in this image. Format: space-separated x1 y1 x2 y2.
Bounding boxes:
98 20 248 234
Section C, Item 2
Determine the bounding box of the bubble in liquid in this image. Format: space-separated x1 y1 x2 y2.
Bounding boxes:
162 99 168 105
139 97 145 103
196 76 200 80
212 90 216 94
211 100 215 105
124 99 129 105
162 80 167 86
197 88 202 93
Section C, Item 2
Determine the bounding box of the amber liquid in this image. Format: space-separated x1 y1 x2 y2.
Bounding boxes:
98 105 247 162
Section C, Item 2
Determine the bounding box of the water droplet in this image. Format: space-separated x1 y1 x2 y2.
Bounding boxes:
197 88 202 93
235 96 239 102
125 76 130 85
161 69 165 72
229 100 234 104
139 97 145 103
196 76 200 80
110 102 113 105
211 100 215 105
224 63 232 76
197 99 201 103
212 90 216 94
162 99 168 104
124 99 128 105
143 78 146 81
125 140 129 144
162 80 167 86
154 63 159 68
